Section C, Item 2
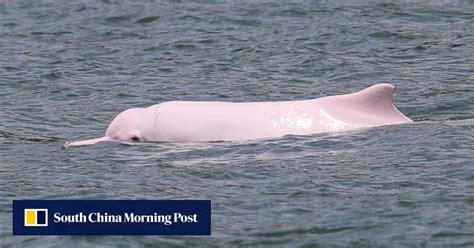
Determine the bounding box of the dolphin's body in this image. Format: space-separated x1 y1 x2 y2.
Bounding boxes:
67 83 412 146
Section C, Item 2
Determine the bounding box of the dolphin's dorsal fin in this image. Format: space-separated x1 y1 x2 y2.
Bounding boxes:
349 83 395 108
323 83 413 124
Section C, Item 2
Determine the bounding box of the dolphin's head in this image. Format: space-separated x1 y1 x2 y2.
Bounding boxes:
105 108 148 142
66 108 152 147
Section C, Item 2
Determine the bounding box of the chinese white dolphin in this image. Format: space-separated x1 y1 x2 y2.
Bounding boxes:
67 83 412 146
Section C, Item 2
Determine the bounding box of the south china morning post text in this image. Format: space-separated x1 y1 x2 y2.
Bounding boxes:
53 212 198 225
13 200 211 235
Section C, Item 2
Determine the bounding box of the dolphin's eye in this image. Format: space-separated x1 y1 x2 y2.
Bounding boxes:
131 136 140 142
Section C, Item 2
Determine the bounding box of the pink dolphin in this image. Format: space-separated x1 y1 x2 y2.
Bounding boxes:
66 83 412 147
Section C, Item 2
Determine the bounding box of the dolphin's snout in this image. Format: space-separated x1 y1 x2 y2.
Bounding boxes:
65 137 110 147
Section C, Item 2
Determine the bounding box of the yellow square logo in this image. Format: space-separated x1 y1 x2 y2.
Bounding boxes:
24 209 48 227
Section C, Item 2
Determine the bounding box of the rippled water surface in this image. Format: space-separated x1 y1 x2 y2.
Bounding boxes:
1 0 473 246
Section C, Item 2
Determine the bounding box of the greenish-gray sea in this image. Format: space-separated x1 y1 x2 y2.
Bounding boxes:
1 0 473 246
